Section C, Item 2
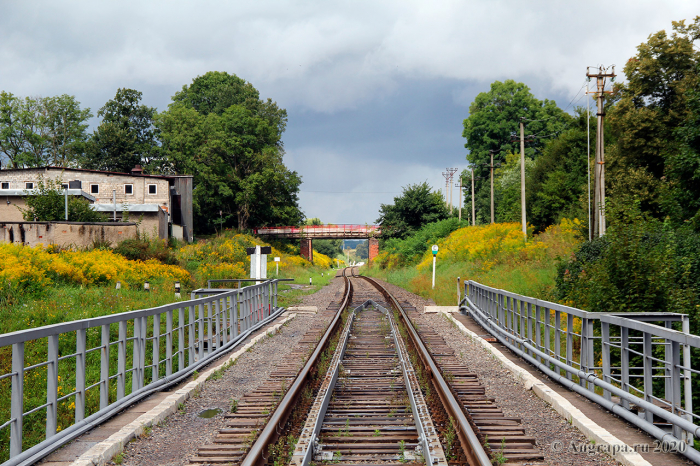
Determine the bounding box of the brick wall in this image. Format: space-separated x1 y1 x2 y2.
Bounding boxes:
368 238 379 267
0 222 138 248
300 238 313 263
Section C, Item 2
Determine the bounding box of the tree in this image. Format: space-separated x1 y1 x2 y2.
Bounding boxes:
315 239 343 257
355 240 369 259
0 92 91 168
18 177 107 222
156 72 302 233
84 88 159 173
527 110 593 231
376 182 449 240
607 17 700 223
462 80 571 224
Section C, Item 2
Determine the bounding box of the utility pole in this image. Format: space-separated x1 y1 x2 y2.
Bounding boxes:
520 119 527 239
471 167 475 226
488 151 496 224
445 168 458 214
587 65 615 237
456 176 463 222
442 171 450 209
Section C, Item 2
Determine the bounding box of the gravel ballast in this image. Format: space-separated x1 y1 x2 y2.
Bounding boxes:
371 277 620 466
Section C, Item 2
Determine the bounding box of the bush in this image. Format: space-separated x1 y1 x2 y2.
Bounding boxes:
113 235 178 265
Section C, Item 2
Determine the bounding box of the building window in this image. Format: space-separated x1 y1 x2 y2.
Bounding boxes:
25 182 34 189
1 182 8 189
147 184 157 195
61 183 68 189
124 184 134 195
90 184 99 194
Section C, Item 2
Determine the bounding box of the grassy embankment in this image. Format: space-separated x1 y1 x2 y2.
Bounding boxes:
363 219 583 305
0 231 339 460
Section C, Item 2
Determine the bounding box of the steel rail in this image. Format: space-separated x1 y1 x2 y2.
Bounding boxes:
240 269 354 466
357 274 492 466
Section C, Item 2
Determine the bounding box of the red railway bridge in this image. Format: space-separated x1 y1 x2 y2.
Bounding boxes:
253 224 381 264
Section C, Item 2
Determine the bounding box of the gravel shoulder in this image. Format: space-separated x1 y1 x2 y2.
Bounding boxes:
114 278 344 466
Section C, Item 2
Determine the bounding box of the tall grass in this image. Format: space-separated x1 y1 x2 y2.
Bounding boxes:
365 220 583 305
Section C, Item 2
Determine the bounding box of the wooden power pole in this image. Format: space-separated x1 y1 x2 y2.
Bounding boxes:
471 168 476 226
520 119 527 239
587 65 615 237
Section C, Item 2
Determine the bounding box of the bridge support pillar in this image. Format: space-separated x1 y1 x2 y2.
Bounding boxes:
300 238 313 263
368 238 379 267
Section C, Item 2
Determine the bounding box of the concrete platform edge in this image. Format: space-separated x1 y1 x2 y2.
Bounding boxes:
441 311 651 466
70 313 298 466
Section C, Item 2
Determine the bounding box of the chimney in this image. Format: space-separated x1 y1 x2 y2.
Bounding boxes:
131 165 143 176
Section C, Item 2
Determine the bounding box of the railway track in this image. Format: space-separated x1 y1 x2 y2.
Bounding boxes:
191 268 543 466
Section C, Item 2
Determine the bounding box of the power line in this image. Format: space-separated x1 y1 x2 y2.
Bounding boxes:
300 190 402 194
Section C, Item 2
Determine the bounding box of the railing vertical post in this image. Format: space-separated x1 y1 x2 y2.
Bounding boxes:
543 307 551 366
214 298 222 349
682 316 693 444
188 304 195 366
152 313 161 382
10 342 24 458
274 280 278 309
519 300 526 350
47 334 59 438
620 326 630 410
166 309 173 377
581 317 595 391
117 321 126 400
670 340 683 440
643 331 654 423
526 302 533 357
566 313 574 381
206 301 213 355
664 320 673 407
198 303 205 359
178 307 185 372
75 328 86 422
132 319 141 392
601 321 611 401
100 324 110 410
534 304 541 362
554 310 561 377
221 297 228 344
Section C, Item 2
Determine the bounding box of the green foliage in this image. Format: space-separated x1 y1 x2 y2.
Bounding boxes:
462 79 571 224
607 17 700 224
380 218 461 267
527 110 593 232
83 88 160 173
156 72 302 232
314 239 343 257
0 92 92 168
377 181 449 240
18 177 108 222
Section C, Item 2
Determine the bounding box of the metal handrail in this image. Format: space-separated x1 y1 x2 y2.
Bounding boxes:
463 280 699 463
1 279 285 466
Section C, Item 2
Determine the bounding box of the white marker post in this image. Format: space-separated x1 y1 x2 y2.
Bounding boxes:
274 257 280 276
431 245 438 289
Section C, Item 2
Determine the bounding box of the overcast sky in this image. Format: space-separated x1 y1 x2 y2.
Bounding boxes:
1 1 697 224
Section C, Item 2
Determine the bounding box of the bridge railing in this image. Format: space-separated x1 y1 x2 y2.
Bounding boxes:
0 280 284 466
463 280 700 462
254 224 381 237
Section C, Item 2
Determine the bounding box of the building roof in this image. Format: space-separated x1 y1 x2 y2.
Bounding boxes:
91 203 163 213
0 166 192 181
